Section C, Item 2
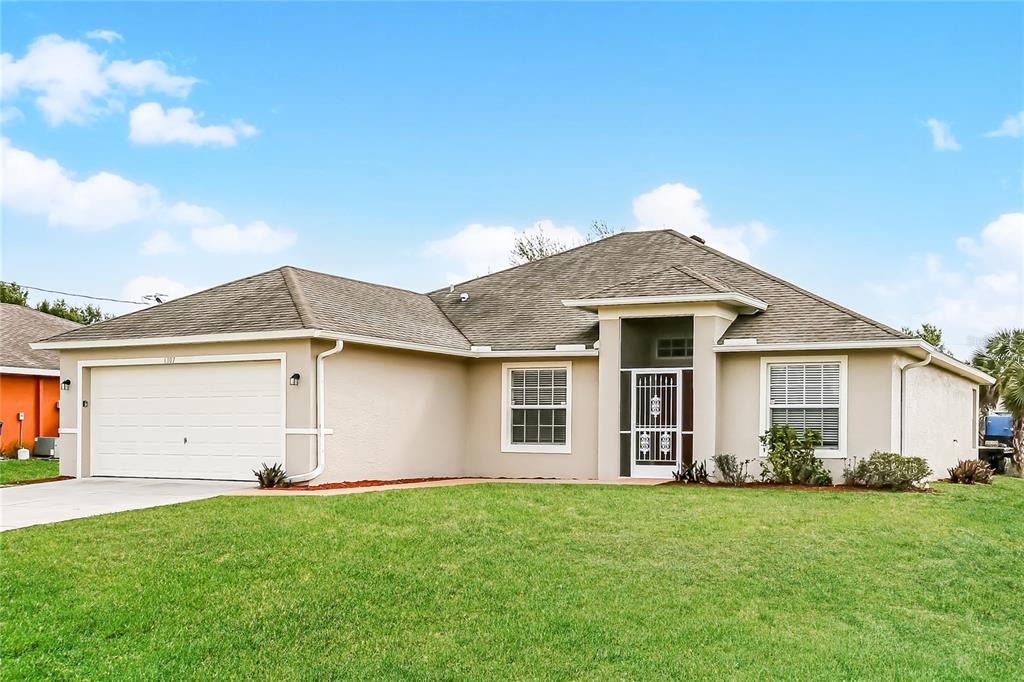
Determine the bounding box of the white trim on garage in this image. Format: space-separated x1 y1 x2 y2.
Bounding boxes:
76 352 287 479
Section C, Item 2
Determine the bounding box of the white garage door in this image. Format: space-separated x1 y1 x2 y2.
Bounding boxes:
90 360 283 480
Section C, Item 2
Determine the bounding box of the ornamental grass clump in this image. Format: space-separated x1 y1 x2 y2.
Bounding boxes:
712 453 753 485
254 462 291 489
844 451 932 490
947 459 994 485
759 426 832 486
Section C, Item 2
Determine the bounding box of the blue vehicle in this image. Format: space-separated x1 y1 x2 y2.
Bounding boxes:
979 414 1014 473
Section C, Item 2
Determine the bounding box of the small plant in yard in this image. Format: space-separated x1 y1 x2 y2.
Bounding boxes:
254 462 291 488
672 460 709 483
947 459 994 485
759 426 833 486
712 453 752 485
844 451 932 490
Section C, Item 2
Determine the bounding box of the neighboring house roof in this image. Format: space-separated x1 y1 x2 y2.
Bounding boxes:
38 230 908 353
0 303 81 371
42 267 471 351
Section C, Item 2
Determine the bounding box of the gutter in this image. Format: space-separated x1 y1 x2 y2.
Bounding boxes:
900 353 932 455
288 339 344 483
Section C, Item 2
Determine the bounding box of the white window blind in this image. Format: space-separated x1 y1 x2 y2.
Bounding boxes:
767 362 841 448
510 368 568 445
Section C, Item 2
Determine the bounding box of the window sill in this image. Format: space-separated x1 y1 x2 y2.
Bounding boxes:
502 445 571 455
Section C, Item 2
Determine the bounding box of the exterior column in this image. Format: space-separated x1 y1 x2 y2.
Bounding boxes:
692 315 732 465
597 317 621 479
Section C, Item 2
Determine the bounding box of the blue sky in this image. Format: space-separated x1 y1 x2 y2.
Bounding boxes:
2 2 1022 356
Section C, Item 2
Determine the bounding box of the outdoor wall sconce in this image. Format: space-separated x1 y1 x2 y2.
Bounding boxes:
61 379 71 391
289 373 301 386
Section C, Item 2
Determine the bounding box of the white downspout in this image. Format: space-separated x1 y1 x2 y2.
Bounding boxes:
900 353 932 455
288 339 344 483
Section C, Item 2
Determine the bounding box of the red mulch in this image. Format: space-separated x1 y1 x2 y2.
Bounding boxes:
659 481 936 493
263 476 459 491
5 475 73 487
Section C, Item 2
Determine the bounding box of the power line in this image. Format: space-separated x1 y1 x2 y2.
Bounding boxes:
1 281 147 305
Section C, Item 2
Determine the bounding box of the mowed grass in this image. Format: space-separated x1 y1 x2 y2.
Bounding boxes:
0 457 59 485
3 480 1023 680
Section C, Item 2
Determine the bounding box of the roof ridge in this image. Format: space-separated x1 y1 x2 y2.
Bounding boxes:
280 267 319 329
673 266 731 293
428 231 636 294
662 230 908 339
288 265 434 298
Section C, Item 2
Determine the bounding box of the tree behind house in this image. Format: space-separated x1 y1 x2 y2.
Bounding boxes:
510 220 622 265
901 323 948 354
972 329 1024 475
1 281 111 325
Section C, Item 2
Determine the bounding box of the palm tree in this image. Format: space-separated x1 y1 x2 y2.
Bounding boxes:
972 329 1024 472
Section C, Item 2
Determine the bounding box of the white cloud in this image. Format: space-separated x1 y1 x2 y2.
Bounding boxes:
0 137 160 230
1 33 196 125
632 182 773 261
925 118 961 151
425 220 585 283
1 106 23 123
167 201 223 226
141 230 183 255
867 213 1024 355
129 102 258 147
85 29 123 44
985 112 1024 139
191 221 296 254
121 275 195 303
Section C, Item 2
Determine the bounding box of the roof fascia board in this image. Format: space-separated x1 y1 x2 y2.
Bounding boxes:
0 365 60 377
561 292 768 312
32 328 597 359
714 339 994 384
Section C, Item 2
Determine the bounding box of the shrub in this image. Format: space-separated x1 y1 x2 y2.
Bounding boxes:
844 451 932 490
254 462 291 489
712 453 752 485
672 460 709 484
947 459 993 485
759 426 833 486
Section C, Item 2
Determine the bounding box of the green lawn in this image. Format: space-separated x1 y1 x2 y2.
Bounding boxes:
3 480 1023 680
0 457 59 485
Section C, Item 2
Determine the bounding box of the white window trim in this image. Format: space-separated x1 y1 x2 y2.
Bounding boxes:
500 361 572 455
759 355 848 459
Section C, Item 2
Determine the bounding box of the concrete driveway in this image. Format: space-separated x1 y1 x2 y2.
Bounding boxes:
0 478 253 532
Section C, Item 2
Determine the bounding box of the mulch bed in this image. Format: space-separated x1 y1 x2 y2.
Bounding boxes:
659 481 936 493
264 476 460 492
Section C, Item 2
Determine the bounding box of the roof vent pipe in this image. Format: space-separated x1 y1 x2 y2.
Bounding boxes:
690 235 706 244
459 292 470 302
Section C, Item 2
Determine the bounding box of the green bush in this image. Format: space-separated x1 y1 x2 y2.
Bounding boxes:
759 426 832 486
947 459 993 485
844 451 932 490
672 461 709 484
712 453 752 485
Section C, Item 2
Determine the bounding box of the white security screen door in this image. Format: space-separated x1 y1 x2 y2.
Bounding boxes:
631 370 683 478
90 360 283 480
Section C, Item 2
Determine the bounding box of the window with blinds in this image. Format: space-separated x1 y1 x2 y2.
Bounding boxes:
510 368 568 445
767 362 841 448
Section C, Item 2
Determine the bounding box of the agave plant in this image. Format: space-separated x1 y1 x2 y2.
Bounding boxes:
254 462 291 489
947 459 994 485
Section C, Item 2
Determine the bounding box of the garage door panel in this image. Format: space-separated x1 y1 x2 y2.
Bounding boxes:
91 360 283 480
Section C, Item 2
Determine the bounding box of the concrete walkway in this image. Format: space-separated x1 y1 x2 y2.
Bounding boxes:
231 477 666 497
0 477 252 532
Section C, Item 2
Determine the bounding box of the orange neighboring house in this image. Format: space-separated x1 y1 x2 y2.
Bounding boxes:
0 303 81 454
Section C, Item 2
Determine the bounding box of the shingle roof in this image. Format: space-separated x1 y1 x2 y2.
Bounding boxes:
41 230 908 352
42 267 471 351
428 230 908 350
1 303 81 370
579 265 753 300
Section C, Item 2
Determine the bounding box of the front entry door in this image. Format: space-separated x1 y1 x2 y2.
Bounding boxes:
631 370 683 478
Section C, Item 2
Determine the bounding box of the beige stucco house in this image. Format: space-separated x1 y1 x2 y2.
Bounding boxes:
34 230 992 484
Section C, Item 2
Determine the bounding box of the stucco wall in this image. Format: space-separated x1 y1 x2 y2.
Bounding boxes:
903 359 978 476
464 357 599 479
0 374 61 452
318 343 468 483
716 350 899 481
55 339 318 477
